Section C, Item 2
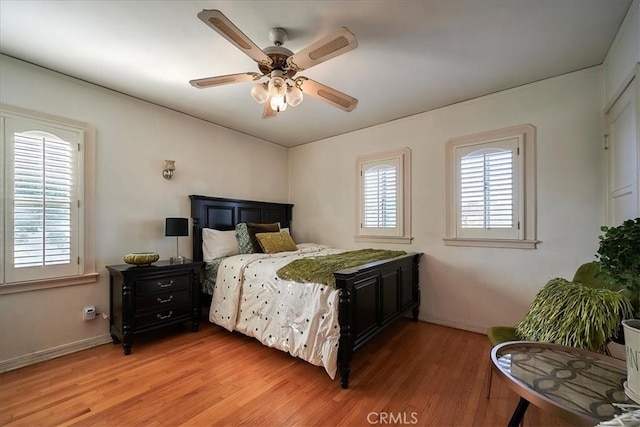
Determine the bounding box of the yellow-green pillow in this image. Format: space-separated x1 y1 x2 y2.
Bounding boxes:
255 231 297 254
247 222 280 253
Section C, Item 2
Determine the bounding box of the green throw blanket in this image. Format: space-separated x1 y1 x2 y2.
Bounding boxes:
276 249 407 289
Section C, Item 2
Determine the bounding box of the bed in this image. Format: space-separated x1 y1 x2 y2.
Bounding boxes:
190 194 422 388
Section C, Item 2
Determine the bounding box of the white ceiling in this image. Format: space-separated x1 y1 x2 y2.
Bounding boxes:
0 0 632 148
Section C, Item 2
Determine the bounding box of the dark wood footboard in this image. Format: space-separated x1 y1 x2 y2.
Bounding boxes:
335 252 422 389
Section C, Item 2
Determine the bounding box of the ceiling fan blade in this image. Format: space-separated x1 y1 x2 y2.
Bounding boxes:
286 27 358 72
262 99 277 119
197 9 273 68
296 78 358 112
190 72 262 88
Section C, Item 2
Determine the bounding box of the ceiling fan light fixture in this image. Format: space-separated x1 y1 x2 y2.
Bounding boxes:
191 10 359 117
250 82 269 104
286 83 303 107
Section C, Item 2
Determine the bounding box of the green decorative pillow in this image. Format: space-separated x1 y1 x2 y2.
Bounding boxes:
246 222 280 253
235 223 254 254
514 278 633 352
255 231 298 254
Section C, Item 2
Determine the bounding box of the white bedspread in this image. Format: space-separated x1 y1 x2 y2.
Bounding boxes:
209 243 346 378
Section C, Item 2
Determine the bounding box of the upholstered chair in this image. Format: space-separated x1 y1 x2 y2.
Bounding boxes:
485 262 613 398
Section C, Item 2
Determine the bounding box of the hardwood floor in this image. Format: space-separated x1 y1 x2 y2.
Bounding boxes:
0 319 573 426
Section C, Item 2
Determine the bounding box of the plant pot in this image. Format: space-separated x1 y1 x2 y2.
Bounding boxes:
622 319 640 403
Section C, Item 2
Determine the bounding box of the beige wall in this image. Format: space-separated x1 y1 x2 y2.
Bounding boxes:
289 67 605 333
0 55 288 368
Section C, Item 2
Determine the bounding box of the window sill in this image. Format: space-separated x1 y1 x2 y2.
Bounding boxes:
355 235 414 244
443 238 538 249
0 273 100 295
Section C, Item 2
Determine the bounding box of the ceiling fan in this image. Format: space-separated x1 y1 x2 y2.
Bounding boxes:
189 10 359 119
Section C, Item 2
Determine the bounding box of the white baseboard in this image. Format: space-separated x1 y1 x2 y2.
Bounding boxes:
420 315 487 335
0 334 112 373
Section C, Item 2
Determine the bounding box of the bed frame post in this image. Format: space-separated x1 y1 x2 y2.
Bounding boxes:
337 282 354 389
412 258 421 321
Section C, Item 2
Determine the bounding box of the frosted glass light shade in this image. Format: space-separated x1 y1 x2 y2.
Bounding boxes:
163 160 175 179
270 95 287 112
268 76 286 98
286 84 303 107
250 83 269 104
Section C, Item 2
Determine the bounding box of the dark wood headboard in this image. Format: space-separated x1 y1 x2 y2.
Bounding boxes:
189 195 294 262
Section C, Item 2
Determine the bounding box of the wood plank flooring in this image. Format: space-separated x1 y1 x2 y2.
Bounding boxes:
0 319 573 426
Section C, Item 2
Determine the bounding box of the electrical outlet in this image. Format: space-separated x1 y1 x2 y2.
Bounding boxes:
83 306 96 321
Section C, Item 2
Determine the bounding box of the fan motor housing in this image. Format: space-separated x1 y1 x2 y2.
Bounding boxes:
261 46 296 78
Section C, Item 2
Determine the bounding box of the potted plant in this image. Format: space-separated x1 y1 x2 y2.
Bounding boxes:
597 217 640 401
597 218 640 316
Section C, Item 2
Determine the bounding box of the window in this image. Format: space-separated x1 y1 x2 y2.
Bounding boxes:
1 104 97 293
356 148 412 243
445 124 537 249
458 138 518 239
363 161 398 230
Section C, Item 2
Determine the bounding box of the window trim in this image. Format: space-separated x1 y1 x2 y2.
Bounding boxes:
355 147 412 244
0 103 97 294
444 124 538 249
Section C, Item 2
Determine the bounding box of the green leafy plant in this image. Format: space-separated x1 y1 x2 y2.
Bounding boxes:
597 218 640 317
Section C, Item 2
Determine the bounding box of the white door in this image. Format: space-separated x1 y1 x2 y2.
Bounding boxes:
605 75 640 226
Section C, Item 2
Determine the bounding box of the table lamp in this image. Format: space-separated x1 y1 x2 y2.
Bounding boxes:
165 217 188 264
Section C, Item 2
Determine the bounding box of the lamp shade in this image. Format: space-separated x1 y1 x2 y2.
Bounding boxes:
165 218 188 237
251 83 269 104
286 84 303 107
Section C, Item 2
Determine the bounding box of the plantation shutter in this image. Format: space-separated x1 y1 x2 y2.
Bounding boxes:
360 157 402 236
456 138 520 239
4 117 81 283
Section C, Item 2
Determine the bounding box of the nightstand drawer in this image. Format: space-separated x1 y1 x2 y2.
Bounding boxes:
136 272 192 295
135 306 191 329
136 288 191 312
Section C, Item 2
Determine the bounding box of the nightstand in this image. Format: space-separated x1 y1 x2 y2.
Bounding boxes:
106 260 204 355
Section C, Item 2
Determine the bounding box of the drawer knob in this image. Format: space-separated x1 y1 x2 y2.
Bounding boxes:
156 311 173 320
157 280 174 288
157 295 174 304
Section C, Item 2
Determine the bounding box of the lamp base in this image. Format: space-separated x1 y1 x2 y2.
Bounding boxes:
170 256 186 264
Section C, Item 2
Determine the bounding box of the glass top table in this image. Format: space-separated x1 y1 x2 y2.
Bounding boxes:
491 341 632 426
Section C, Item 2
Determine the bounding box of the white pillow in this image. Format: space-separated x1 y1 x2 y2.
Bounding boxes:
202 228 239 261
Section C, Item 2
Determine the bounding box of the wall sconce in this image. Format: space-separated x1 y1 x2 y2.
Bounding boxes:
163 160 175 180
